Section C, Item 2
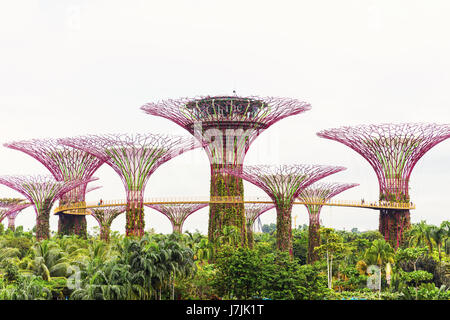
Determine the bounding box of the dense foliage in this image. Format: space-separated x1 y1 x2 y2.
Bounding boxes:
0 220 449 300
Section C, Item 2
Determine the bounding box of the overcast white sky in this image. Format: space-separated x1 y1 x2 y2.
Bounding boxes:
1 0 449 235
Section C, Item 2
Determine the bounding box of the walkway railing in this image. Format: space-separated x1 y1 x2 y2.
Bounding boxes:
53 196 416 215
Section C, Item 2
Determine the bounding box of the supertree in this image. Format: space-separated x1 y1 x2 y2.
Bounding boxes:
141 95 311 245
222 164 346 254
0 175 97 240
297 182 359 263
145 203 208 234
4 203 32 231
88 206 126 242
244 203 275 248
4 138 105 238
0 199 30 230
317 123 450 248
60 133 198 237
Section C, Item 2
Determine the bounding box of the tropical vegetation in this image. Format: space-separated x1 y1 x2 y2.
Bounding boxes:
0 220 449 300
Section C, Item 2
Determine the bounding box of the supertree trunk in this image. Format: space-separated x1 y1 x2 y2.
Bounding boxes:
172 223 183 234
307 207 321 264
7 217 16 231
126 189 145 237
246 222 254 249
379 209 410 249
276 201 293 255
100 223 112 242
208 165 246 247
36 200 52 241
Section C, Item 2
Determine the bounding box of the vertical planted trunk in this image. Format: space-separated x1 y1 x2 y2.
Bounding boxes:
307 206 321 264
276 201 294 255
208 165 247 247
379 209 410 249
100 223 111 242
7 217 16 231
246 222 254 249
36 200 52 241
172 222 183 234
126 189 145 237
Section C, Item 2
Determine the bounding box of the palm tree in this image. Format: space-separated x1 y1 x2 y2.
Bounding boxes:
430 225 447 263
365 239 395 267
364 239 395 294
408 221 434 252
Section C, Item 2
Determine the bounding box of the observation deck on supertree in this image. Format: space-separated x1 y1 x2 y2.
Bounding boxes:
317 123 450 248
145 203 208 234
222 164 346 254
0 175 97 240
297 182 359 263
141 95 311 245
244 203 275 248
88 206 126 242
3 138 105 237
59 133 199 237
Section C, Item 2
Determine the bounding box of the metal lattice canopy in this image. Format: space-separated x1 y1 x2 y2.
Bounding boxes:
141 96 311 167
88 206 127 226
0 202 31 224
298 182 360 210
245 203 275 227
0 175 99 213
145 203 208 233
59 133 199 196
0 175 97 239
222 164 347 206
317 123 450 200
4 138 105 203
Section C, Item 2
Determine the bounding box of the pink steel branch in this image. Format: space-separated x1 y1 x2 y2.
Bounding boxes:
145 203 208 233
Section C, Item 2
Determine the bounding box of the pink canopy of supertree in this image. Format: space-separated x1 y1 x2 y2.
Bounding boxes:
222 164 346 254
317 123 450 248
141 95 311 244
4 138 105 237
59 133 200 237
88 206 126 242
244 203 275 248
0 200 31 230
0 175 98 240
141 96 311 166
245 203 275 229
4 138 104 202
297 182 359 263
145 203 208 234
3 203 32 231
